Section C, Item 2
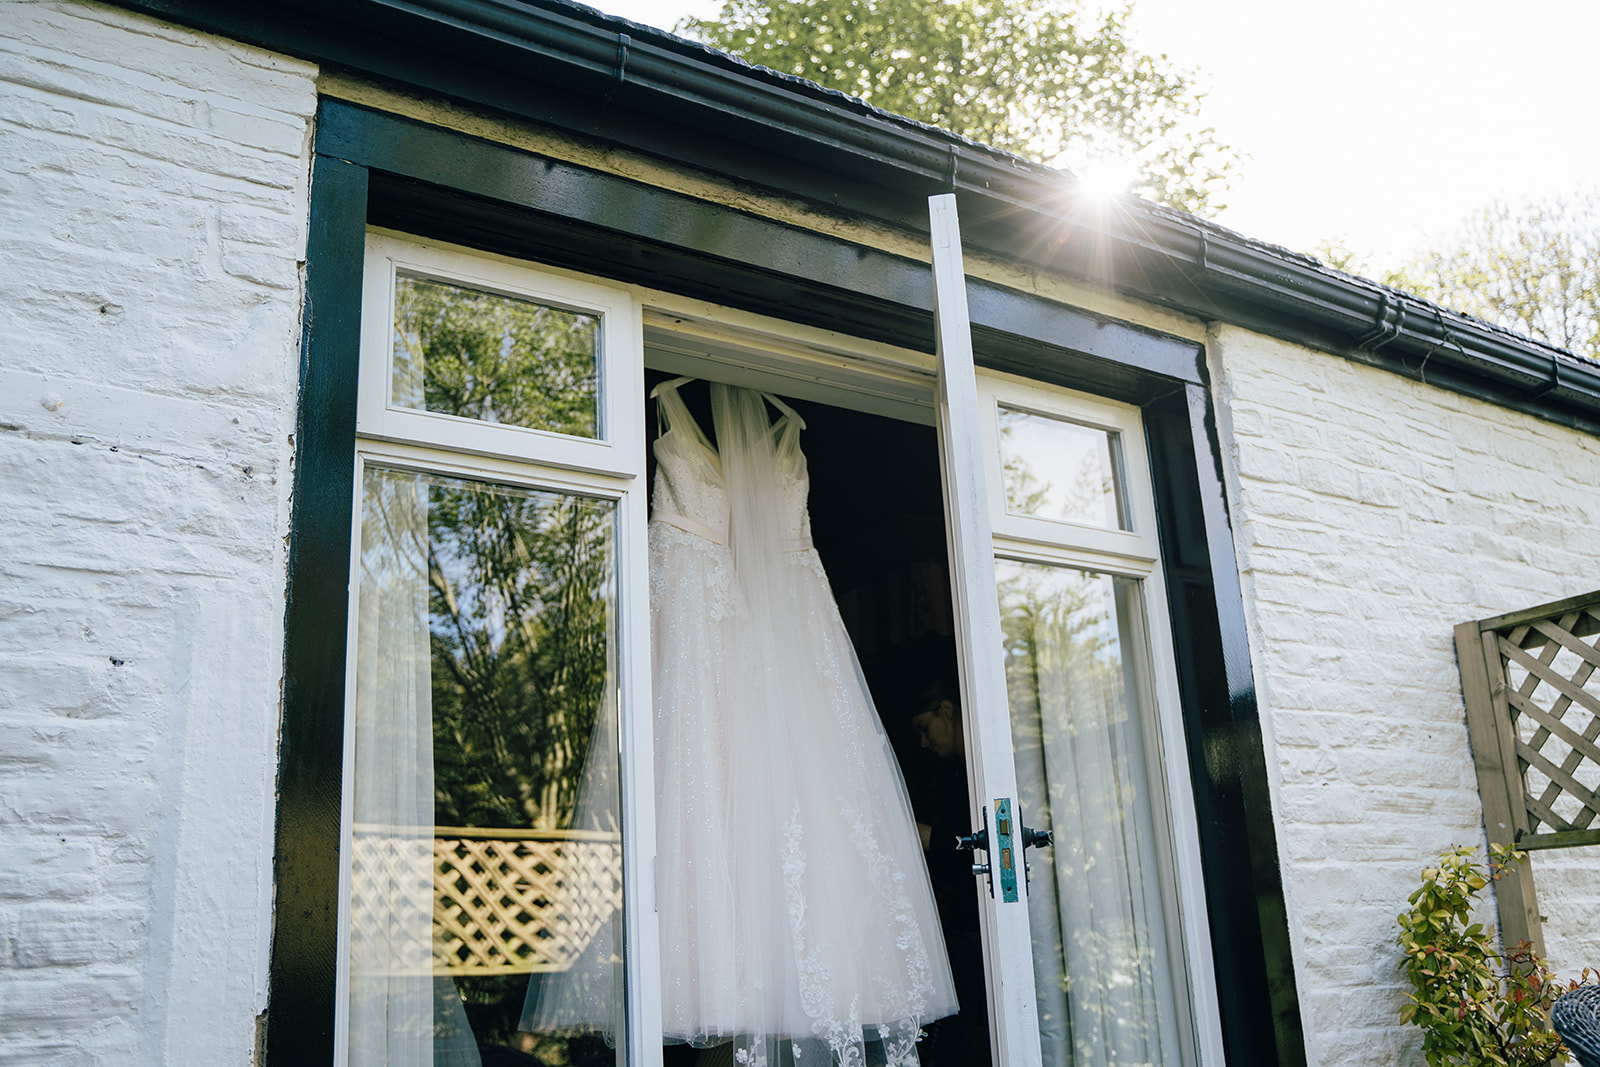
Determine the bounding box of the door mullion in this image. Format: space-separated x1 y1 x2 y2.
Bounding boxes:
618 484 663 1067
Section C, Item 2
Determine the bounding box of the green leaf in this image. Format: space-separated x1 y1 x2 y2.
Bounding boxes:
677 0 1240 215
1394 845 1567 1066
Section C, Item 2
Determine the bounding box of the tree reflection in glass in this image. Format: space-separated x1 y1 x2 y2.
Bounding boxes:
350 467 620 1066
998 561 1183 1067
392 272 601 439
997 407 1125 530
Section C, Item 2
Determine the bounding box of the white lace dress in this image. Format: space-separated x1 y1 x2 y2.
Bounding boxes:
650 379 958 1067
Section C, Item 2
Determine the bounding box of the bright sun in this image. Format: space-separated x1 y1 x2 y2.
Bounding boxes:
1075 158 1138 203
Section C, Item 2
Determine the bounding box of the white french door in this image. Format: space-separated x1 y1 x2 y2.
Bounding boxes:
928 195 1224 1067
929 193 1044 1067
337 218 1220 1067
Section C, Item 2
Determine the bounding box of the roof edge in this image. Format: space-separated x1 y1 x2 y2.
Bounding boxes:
113 0 1600 434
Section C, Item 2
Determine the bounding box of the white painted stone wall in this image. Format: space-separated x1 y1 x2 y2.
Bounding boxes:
0 3 315 1062
5 3 1598 1065
1210 324 1600 1065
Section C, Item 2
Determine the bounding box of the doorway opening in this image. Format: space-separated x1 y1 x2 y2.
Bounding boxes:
641 372 991 1067
402 350 992 1067
337 225 1225 1067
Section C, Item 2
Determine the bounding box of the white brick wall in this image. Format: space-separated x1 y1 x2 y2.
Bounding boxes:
4 3 1597 1064
0 3 315 1063
1210 325 1600 1066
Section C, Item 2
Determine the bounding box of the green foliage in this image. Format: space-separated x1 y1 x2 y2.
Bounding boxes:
677 0 1238 215
394 273 600 436
427 481 614 831
1396 845 1569 1066
382 272 618 833
1382 193 1600 363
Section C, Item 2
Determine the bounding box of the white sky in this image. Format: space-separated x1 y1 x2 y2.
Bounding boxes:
595 0 1600 268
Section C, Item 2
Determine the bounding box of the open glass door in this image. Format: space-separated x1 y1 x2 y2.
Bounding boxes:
928 196 1223 1067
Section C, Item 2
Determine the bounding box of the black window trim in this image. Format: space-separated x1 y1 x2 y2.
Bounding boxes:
271 97 1305 1066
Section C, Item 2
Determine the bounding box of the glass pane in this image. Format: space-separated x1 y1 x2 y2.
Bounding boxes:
998 406 1125 529
997 561 1184 1067
393 272 601 438
349 466 621 1066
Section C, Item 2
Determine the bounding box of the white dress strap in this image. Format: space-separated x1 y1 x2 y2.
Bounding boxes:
648 375 696 399
650 377 721 462
759 392 805 430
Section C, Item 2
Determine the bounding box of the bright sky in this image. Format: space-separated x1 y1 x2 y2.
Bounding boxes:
596 0 1600 269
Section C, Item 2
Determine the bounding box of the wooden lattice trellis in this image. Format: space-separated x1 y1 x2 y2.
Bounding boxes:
433 828 623 977
1456 588 1600 954
347 826 623 978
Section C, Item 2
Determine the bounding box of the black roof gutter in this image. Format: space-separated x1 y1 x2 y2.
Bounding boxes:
119 0 1600 435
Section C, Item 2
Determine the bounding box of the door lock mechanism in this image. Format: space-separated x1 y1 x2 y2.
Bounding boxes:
954 802 1032 902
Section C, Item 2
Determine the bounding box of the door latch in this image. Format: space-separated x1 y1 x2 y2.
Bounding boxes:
953 799 1017 902
954 806 995 895
955 799 1026 902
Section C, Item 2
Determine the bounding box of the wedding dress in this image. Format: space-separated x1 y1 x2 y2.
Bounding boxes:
650 380 958 1067
523 379 958 1065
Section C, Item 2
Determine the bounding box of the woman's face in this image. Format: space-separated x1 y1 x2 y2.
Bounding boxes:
912 699 962 759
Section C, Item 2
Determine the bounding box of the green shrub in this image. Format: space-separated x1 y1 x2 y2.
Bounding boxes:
1396 844 1572 1066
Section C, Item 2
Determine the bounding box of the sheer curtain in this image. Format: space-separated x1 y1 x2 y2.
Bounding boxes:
349 468 481 1067
519 677 625 1039
1002 563 1182 1067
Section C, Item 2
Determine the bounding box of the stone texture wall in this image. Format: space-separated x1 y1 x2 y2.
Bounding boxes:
1209 324 1600 1065
0 3 315 1062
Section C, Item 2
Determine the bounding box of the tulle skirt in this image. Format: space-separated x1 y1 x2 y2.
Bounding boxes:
526 517 959 1067
654 531 958 1067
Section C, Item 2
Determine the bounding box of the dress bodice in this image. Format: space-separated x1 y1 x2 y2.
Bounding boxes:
651 429 730 543
649 379 812 548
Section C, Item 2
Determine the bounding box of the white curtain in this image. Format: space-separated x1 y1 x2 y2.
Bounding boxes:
1002 564 1181 1067
519 676 626 1039
350 468 481 1067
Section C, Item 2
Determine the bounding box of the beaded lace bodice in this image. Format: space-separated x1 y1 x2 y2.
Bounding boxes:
651 428 731 541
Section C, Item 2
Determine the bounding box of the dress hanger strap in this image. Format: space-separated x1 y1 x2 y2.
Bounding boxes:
648 375 696 399
760 391 805 430
649 377 697 437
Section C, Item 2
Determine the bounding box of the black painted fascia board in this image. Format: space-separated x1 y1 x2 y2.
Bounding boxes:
318 98 1205 393
113 0 1600 435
